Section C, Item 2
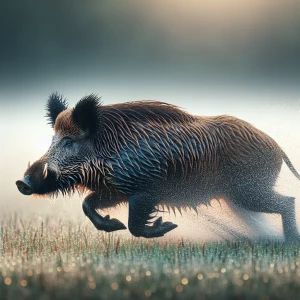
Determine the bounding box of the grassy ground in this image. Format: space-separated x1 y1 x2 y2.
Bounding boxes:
1 215 300 300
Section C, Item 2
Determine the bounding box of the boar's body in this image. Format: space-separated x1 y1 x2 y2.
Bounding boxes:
16 94 300 240
107 113 281 205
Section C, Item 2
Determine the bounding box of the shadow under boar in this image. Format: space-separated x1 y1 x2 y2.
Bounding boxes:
16 93 300 240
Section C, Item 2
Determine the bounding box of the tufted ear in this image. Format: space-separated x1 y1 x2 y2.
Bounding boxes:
46 93 69 127
72 94 102 135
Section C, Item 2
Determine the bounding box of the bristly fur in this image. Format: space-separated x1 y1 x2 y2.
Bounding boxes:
47 97 290 198
39 97 300 200
72 94 103 135
92 100 197 157
46 93 69 127
92 100 279 165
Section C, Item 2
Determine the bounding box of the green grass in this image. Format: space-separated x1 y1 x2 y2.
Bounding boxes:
1 215 300 300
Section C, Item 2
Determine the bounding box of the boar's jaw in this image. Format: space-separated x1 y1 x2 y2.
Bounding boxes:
19 159 95 197
16 159 62 196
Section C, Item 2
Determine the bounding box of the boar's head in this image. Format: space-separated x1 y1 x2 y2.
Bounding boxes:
16 93 103 197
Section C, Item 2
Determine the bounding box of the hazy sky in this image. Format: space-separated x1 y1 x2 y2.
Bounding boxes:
1 0 300 240
1 0 300 101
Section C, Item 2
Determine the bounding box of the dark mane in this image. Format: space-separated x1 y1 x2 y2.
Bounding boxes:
94 101 196 157
102 101 196 125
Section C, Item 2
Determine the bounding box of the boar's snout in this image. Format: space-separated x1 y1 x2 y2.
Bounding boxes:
16 176 33 195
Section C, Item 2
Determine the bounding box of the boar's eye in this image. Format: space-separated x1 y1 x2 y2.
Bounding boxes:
61 137 73 150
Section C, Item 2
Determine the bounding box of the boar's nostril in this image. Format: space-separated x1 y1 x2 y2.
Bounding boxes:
16 176 33 195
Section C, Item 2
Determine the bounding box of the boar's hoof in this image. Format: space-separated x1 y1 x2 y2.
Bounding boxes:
144 219 178 238
130 217 178 238
92 215 127 232
107 219 127 232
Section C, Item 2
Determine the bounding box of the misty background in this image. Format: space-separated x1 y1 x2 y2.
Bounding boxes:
0 0 299 240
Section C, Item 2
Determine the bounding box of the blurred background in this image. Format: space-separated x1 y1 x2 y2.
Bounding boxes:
0 0 299 240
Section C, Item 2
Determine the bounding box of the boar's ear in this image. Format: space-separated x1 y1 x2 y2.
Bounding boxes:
46 93 69 127
72 94 102 135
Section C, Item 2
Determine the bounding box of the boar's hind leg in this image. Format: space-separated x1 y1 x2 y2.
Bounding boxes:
231 186 298 242
128 193 178 238
83 192 127 232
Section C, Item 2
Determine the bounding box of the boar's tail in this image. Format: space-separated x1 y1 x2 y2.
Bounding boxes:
283 152 300 180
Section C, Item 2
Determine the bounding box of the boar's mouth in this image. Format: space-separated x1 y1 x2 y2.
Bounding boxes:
16 174 90 198
35 176 90 198
16 161 91 198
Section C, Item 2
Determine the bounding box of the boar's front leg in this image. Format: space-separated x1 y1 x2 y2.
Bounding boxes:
83 192 127 232
128 192 178 238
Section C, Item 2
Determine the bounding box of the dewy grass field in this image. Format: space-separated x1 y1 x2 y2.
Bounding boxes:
1 215 300 300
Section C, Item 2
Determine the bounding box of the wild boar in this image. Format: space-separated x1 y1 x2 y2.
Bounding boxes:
16 93 300 240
